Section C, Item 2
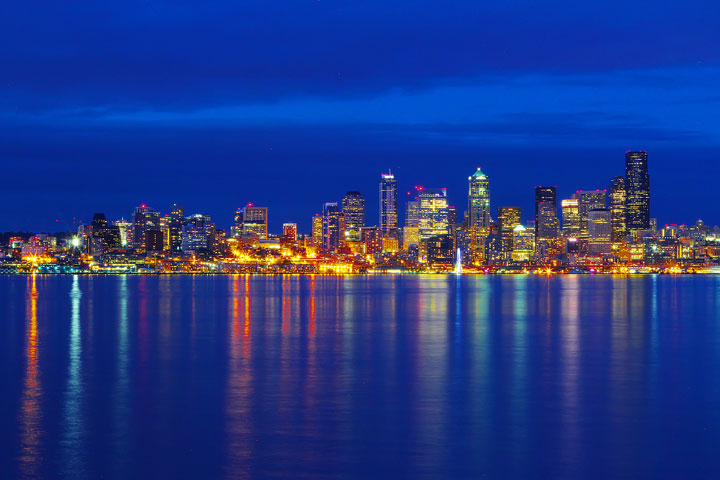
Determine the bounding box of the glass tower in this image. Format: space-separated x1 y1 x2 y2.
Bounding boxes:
379 171 398 236
468 168 491 229
625 151 650 231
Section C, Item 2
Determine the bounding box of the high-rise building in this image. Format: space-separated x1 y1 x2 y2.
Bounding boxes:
168 204 184 251
322 202 342 251
561 199 581 237
511 225 535 262
242 204 268 238
609 177 627 242
536 202 559 241
588 209 612 254
181 214 215 252
418 188 450 241
341 191 365 242
574 190 607 237
535 186 556 234
468 168 491 229
625 151 650 231
91 213 121 250
379 171 398 236
498 206 522 250
132 204 161 250
112 219 132 247
312 214 323 247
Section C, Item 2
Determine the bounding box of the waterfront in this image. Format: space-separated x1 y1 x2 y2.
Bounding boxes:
2 274 720 479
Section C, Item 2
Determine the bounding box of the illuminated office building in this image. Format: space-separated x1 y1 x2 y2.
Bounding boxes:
588 209 612 254
341 191 365 242
511 224 535 262
112 219 131 247
379 171 398 236
625 151 650 231
574 190 606 237
242 204 268 238
181 214 215 253
418 188 450 241
312 214 323 247
468 168 491 229
534 186 556 234
498 206 522 250
322 202 342 251
536 202 559 241
609 176 627 242
282 223 298 241
132 204 161 250
561 199 581 237
168 204 184 251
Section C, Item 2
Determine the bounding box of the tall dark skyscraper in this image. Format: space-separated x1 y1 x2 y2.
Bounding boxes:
341 191 365 242
625 151 650 231
322 202 341 251
379 170 398 236
132 204 161 250
535 186 557 238
468 168 491 229
169 204 184 251
609 177 627 242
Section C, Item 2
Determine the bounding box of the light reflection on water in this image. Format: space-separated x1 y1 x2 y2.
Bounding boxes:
3 275 720 479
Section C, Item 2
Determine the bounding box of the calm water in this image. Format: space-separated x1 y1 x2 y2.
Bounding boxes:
2 274 720 479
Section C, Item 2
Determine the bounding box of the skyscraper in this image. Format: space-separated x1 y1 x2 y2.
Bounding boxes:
312 214 323 247
242 204 268 238
625 151 650 231
498 206 522 250
168 204 184 251
561 199 581 237
379 171 398 236
609 176 627 242
534 186 556 234
341 191 365 242
468 168 491 229
588 209 612 254
418 188 450 241
322 202 342 251
132 204 161 250
536 202 559 241
574 190 607 237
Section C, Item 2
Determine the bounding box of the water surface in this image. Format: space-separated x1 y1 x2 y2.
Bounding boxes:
2 274 720 479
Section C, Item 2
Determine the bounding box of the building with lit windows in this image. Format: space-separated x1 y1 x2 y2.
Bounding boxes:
625 151 650 232
511 225 535 262
322 202 342 251
536 202 559 241
588 209 612 254
418 188 450 241
468 168 491 229
379 171 398 236
561 199 581 237
341 191 365 242
312 214 323 247
242 204 268 238
573 190 606 237
181 214 215 253
535 186 556 234
132 204 161 251
609 176 627 242
168 204 184 251
498 206 522 250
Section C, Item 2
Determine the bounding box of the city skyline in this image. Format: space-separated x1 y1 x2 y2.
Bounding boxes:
2 3 720 232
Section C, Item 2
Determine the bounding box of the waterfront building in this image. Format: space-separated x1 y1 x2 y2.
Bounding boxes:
282 223 298 241
511 224 535 262
132 204 161 251
112 219 132 247
168 204 184 251
312 214 323 247
536 202 559 241
181 214 215 253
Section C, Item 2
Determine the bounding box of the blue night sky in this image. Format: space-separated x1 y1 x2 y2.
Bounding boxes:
1 1 719 233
